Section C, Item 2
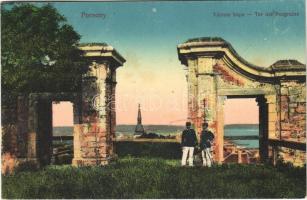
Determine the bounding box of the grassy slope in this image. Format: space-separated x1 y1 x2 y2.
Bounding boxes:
2 157 306 199
2 142 306 198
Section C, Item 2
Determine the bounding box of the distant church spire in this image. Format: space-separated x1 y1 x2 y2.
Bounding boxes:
137 104 142 124
135 104 145 135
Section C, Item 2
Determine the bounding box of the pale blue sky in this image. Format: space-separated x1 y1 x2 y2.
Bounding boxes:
24 1 307 125
53 0 306 68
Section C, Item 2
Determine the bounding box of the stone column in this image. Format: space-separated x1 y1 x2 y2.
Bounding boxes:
27 95 39 163
256 96 269 162
16 95 29 158
265 94 279 163
36 99 53 166
195 57 219 148
195 57 218 135
186 56 222 162
72 62 109 166
72 44 125 166
216 95 226 163
186 58 198 129
72 96 82 164
105 68 117 158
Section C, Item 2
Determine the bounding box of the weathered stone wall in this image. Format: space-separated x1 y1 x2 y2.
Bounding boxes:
1 96 19 174
276 81 306 166
2 95 34 173
279 81 306 142
2 95 29 158
279 147 306 166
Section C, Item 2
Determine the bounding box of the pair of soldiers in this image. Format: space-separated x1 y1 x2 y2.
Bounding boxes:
181 122 214 167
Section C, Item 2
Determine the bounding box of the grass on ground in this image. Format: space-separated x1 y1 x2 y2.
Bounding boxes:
2 156 306 199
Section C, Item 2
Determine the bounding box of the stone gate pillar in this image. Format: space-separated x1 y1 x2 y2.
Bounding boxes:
72 43 125 166
194 57 222 163
256 96 269 162
105 68 117 157
27 94 53 166
216 96 226 163
186 59 199 130
16 95 29 159
27 95 39 162
178 44 221 162
196 57 218 133
184 57 219 135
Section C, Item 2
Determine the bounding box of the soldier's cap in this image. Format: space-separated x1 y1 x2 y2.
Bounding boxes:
186 122 191 127
202 122 209 127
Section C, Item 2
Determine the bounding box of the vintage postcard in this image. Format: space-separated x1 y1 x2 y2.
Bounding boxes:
1 0 306 199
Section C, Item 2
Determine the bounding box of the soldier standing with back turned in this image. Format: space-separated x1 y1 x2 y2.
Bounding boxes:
200 122 215 167
181 122 198 166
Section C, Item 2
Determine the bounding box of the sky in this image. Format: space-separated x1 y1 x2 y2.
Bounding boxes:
51 0 305 126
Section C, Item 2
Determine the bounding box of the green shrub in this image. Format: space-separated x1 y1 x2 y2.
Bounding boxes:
15 160 39 173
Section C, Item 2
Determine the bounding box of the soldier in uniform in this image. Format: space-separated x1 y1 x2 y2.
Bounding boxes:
200 122 215 167
181 122 198 166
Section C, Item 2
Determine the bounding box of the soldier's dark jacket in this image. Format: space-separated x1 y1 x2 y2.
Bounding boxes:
181 129 198 147
200 130 214 149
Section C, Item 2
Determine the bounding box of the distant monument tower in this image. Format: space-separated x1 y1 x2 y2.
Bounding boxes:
134 104 145 135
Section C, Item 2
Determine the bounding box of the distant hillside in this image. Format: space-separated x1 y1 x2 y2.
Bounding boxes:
224 124 258 129
53 124 259 136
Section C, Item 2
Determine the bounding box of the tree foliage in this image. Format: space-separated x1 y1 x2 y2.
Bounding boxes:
1 3 89 98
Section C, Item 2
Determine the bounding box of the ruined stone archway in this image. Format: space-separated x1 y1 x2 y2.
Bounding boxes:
1 43 126 168
177 37 306 165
